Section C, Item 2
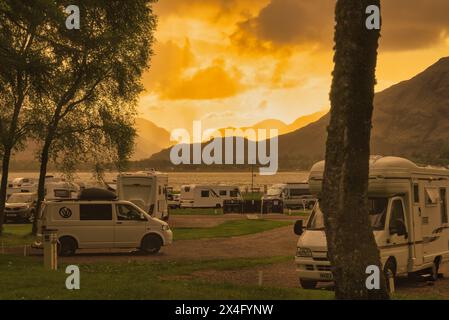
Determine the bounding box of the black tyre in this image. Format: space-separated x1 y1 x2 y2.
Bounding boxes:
58 237 77 256
299 279 318 289
384 260 396 291
427 260 440 282
141 234 162 255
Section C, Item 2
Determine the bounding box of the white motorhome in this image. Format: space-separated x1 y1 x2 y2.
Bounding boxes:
116 171 169 221
45 181 79 200
295 156 449 289
180 185 242 208
36 189 172 256
262 183 315 210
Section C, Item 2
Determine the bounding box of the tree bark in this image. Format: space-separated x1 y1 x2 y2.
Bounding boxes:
0 147 12 235
321 0 389 299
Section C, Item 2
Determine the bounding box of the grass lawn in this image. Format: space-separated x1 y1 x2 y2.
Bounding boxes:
174 219 293 240
0 224 34 248
0 255 333 300
170 208 224 216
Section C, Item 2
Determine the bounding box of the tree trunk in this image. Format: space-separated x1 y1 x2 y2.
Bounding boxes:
32 138 51 235
321 0 389 299
0 147 12 235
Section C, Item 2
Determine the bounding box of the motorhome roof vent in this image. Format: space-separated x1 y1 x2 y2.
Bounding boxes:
79 188 117 201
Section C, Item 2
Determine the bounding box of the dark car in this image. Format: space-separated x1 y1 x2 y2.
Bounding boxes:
5 193 37 223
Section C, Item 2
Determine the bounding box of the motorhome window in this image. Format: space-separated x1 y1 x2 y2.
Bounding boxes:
184 187 191 192
289 189 310 197
201 190 210 198
440 188 448 224
80 204 112 221
425 188 439 206
307 205 325 231
219 190 227 196
230 190 239 197
389 199 405 234
54 189 70 198
413 184 419 204
368 198 388 231
117 204 146 221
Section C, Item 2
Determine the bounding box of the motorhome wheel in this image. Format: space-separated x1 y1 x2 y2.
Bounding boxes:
427 260 440 282
299 279 318 290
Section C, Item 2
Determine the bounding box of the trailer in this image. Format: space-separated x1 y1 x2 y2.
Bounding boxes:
180 184 242 208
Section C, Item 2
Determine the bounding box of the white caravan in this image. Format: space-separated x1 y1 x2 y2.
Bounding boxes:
263 183 315 210
36 197 172 256
45 181 79 200
7 177 38 197
294 156 449 289
180 185 242 208
116 171 169 221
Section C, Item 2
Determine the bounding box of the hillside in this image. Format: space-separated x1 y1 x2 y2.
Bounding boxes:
147 57 449 170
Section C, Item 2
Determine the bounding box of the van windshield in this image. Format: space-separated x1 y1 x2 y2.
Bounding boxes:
308 198 389 231
7 194 34 203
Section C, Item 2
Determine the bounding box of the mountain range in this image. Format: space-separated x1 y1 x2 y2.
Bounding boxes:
147 57 449 170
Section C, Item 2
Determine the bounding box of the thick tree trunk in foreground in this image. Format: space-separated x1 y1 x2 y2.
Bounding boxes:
321 0 389 299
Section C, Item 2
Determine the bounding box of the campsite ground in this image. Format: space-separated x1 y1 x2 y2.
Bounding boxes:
1 213 449 300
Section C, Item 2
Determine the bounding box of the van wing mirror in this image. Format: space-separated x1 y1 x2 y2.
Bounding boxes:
294 220 304 236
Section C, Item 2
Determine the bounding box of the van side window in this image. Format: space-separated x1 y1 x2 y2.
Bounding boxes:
389 200 405 234
117 204 146 221
80 204 112 221
201 190 210 198
413 184 419 204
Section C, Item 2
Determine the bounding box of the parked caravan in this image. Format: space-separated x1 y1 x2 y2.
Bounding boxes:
35 188 172 256
180 185 242 208
294 156 449 289
263 183 315 210
116 171 169 221
45 181 79 200
7 177 38 197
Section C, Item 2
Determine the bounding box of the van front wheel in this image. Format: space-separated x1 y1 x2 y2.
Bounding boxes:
141 234 162 255
58 237 77 256
299 279 318 289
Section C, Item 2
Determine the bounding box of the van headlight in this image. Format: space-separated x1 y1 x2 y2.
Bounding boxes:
297 247 312 257
162 225 170 231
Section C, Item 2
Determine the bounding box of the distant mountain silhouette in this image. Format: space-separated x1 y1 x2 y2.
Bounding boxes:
148 57 449 170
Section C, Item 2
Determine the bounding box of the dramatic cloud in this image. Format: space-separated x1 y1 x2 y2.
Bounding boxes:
162 59 246 100
232 0 449 52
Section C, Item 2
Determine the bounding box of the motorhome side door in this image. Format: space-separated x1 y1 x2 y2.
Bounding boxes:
386 197 410 274
412 181 423 265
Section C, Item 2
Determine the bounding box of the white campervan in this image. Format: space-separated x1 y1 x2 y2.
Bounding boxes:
294 156 449 289
263 183 315 210
36 190 172 256
116 171 169 221
180 185 242 208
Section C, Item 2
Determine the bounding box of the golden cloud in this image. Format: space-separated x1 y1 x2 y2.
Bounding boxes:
162 59 246 100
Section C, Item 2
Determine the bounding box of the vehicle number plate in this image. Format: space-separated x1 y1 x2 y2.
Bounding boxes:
320 273 332 280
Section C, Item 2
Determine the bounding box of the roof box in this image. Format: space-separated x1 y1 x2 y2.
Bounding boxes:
79 188 117 201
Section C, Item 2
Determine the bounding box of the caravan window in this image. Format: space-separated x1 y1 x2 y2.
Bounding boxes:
425 188 439 206
184 186 191 192
289 189 310 197
201 190 210 198
219 190 227 196
80 204 112 221
230 190 239 197
54 189 70 198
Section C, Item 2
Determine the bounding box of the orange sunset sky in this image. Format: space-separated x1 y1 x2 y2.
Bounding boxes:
138 0 449 132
